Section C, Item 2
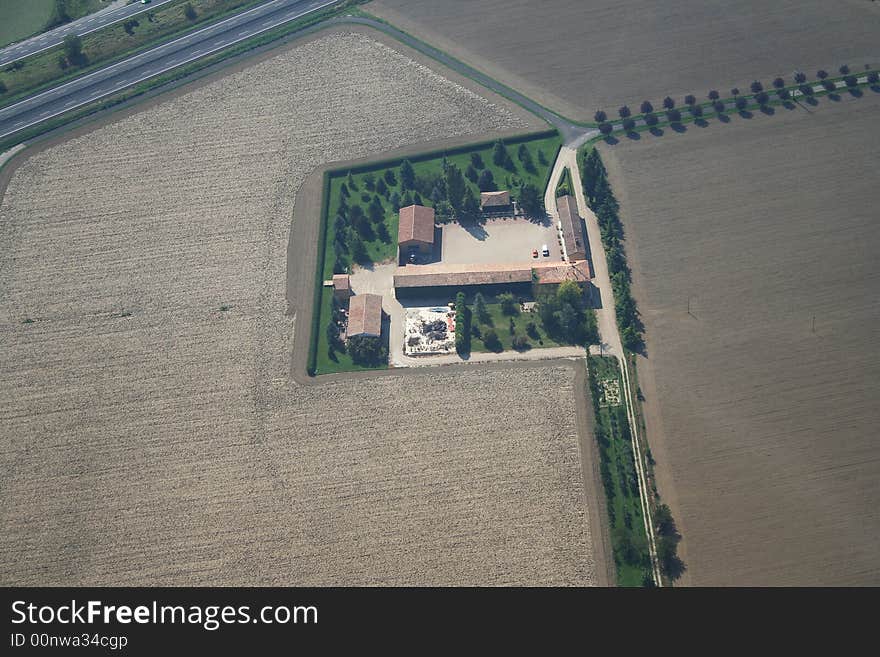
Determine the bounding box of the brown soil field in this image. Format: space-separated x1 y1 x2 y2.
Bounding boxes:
368 0 880 122
0 28 609 585
600 94 880 585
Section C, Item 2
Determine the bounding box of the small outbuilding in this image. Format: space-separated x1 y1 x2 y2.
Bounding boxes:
346 293 383 339
332 274 352 301
398 204 435 255
480 190 512 214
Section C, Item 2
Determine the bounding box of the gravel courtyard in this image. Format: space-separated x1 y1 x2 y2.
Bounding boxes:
440 217 561 265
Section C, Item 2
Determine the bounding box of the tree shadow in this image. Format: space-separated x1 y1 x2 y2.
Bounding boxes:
649 126 664 137
871 84 880 93
694 118 708 128
828 93 841 102
805 96 819 106
759 105 775 116
670 122 687 133
716 113 730 123
738 109 753 119
782 100 796 110
848 87 863 98
603 135 619 145
625 130 641 141
460 220 488 241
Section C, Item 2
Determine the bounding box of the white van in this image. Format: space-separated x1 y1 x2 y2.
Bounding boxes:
541 244 550 257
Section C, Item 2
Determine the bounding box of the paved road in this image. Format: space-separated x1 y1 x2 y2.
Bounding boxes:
0 0 338 141
0 0 177 68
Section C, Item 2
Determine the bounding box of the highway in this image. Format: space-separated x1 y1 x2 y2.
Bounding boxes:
0 0 177 68
0 0 338 141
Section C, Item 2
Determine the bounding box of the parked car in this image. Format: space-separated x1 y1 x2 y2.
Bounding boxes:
541 244 550 257
531 249 538 258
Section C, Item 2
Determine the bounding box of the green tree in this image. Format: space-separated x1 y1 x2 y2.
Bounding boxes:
399 159 414 190
347 335 386 366
346 171 356 190
465 163 478 183
517 183 543 218
492 140 513 170
470 152 484 169
445 164 467 215
0 80 6 95
473 292 489 324
368 195 384 224
498 292 519 316
477 169 495 192
63 34 85 67
455 292 469 355
384 168 396 186
482 328 502 352
557 280 583 310
350 233 368 264
376 177 388 196
460 191 481 223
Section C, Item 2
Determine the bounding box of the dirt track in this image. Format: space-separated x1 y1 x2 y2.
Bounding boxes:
600 92 880 585
0 27 612 585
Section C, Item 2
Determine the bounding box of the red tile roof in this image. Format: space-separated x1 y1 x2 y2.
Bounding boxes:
347 294 383 338
398 205 435 245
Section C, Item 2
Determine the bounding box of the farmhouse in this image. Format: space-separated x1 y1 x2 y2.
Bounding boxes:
398 204 435 255
480 190 512 214
346 293 383 339
557 194 587 261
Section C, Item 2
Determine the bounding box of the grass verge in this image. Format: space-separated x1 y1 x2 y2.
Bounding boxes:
586 354 652 587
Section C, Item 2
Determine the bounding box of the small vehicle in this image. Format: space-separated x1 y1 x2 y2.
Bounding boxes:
541 244 550 257
531 249 538 258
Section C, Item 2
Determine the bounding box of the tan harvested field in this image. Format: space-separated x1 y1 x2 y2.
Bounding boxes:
600 93 880 585
0 29 607 585
368 0 880 122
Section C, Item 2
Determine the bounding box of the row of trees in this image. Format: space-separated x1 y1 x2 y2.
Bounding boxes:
454 292 469 355
582 149 642 350
595 64 878 132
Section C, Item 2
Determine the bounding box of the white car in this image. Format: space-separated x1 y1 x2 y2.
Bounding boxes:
541 244 550 257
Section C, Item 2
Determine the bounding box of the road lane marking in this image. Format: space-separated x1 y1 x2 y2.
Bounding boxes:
0 0 339 140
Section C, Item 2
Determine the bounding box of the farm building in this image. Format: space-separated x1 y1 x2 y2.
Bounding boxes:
480 190 512 214
393 260 590 298
346 293 383 339
332 273 352 301
398 204 435 255
557 194 587 261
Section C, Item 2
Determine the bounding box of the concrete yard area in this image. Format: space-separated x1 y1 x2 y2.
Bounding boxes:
440 217 561 265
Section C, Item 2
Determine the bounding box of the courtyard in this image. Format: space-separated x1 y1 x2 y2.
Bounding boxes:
440 216 562 265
